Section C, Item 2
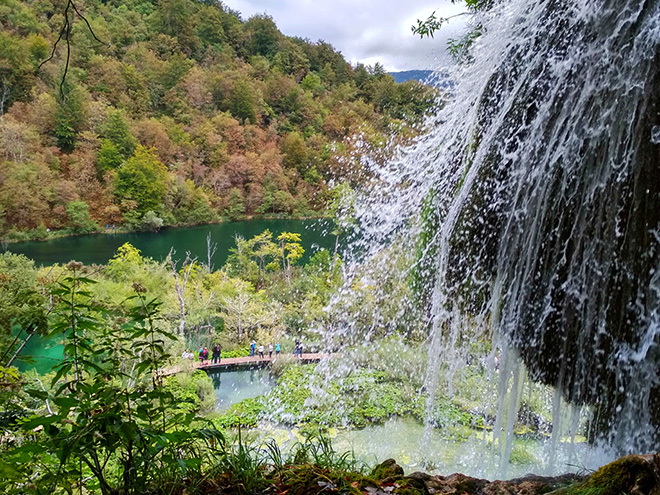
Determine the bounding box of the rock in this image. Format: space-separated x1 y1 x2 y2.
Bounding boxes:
372 458 405 481
401 471 579 495
551 454 660 495
376 453 660 495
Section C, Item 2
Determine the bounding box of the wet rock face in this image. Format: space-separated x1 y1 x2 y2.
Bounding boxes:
434 0 660 449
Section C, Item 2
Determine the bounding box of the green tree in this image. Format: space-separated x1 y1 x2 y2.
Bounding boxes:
54 82 87 152
65 200 100 233
141 210 164 231
244 14 280 59
114 146 169 216
277 231 304 284
225 187 246 220
230 79 257 124
300 72 323 94
280 131 308 173
225 230 278 289
103 109 137 158
0 269 225 494
153 0 199 55
220 280 271 341
105 242 144 280
96 139 124 176
272 189 295 214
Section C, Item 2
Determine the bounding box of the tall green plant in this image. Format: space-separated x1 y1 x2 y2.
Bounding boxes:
0 263 225 495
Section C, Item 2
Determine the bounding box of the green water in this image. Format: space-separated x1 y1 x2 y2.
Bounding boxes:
243 417 588 480
8 218 334 374
4 218 334 267
12 330 63 375
208 368 276 410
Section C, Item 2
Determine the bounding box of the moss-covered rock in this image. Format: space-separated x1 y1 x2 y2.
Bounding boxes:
558 454 659 495
371 458 405 481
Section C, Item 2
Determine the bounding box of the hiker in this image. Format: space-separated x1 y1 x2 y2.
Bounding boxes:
202 347 209 364
212 344 222 364
275 342 281 356
182 349 193 360
268 343 273 358
250 340 256 356
258 344 264 359
198 348 205 363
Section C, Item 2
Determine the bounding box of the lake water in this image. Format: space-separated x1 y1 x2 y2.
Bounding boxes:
208 368 276 410
9 218 334 374
4 218 334 267
238 416 599 481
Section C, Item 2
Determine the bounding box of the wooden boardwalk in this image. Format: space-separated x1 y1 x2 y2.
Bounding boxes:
161 353 330 376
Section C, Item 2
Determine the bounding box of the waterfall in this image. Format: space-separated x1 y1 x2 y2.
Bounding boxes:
331 0 660 474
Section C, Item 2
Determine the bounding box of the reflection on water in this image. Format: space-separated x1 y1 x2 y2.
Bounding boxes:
208 368 276 410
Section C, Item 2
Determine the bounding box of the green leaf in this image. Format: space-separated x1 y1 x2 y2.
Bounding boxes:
26 388 49 401
52 396 78 409
19 414 62 431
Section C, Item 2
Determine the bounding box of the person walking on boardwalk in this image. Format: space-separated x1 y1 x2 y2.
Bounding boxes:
202 347 209 364
275 342 280 356
212 344 222 364
250 340 256 356
268 343 273 358
258 344 264 359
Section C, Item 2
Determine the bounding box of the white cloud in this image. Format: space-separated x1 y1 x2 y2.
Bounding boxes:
223 0 471 71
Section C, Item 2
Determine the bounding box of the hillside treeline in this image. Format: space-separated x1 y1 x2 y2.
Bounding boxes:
0 0 437 239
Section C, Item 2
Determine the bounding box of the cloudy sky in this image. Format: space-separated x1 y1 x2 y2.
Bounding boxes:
222 0 470 72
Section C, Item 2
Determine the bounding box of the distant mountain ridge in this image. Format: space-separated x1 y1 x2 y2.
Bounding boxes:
388 70 436 84
389 70 454 90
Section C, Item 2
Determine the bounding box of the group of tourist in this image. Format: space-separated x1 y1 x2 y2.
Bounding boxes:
182 340 305 365
181 344 222 365
250 340 281 359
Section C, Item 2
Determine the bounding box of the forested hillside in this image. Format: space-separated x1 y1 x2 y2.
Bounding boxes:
0 0 437 239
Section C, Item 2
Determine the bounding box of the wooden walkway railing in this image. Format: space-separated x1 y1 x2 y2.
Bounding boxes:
161 353 330 376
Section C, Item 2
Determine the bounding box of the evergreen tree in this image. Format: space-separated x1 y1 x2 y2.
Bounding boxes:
54 82 86 152
103 110 137 159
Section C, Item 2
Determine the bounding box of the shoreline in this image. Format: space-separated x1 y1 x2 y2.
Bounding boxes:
0 213 329 246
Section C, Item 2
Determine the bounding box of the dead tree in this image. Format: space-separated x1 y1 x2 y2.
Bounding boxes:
206 232 218 274
168 248 197 337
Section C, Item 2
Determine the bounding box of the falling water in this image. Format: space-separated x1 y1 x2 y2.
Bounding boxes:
326 0 660 477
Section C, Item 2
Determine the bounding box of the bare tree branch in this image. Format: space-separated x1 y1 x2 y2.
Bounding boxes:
38 0 109 99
